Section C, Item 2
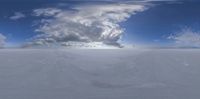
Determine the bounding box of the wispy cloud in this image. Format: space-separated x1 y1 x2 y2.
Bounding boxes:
0 33 6 48
168 28 200 48
10 12 26 20
25 2 149 48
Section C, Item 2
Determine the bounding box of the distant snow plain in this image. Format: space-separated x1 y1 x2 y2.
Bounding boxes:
0 49 200 99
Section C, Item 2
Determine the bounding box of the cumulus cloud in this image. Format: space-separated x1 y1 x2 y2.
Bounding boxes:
26 2 149 48
0 33 6 48
168 28 200 48
10 12 26 20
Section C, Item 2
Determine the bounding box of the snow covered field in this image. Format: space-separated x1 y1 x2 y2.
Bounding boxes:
0 49 200 99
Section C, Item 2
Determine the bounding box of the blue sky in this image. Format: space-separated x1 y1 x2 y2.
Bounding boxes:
0 0 200 48
122 1 200 46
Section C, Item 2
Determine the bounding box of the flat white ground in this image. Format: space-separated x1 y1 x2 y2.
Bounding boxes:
0 49 200 99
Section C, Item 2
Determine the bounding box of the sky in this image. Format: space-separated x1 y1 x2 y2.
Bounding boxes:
0 0 200 48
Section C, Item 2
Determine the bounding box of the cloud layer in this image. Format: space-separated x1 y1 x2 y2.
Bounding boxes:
26 2 148 47
168 28 200 48
0 34 6 48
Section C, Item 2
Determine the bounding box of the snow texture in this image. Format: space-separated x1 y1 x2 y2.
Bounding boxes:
0 49 200 99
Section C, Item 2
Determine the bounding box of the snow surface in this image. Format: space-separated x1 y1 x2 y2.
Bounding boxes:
0 49 200 99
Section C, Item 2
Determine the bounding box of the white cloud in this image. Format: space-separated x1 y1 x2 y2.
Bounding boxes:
27 2 149 48
10 12 26 20
0 33 6 48
168 28 200 48
33 8 62 17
